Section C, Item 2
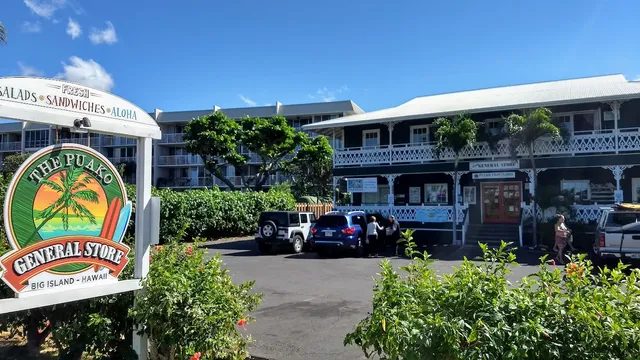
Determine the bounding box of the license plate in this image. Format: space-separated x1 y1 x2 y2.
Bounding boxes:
627 253 640 259
324 231 334 237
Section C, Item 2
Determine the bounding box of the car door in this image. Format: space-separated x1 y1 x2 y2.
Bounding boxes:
300 213 311 240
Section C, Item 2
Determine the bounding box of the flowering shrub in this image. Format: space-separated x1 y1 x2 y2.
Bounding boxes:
131 242 262 360
344 229 640 359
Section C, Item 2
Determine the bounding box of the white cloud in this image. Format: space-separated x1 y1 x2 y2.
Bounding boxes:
21 21 42 33
309 85 349 102
66 18 81 39
23 0 66 18
89 21 117 45
239 95 257 106
18 62 44 77
55 56 114 92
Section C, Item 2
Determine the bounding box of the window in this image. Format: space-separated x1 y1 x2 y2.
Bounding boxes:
289 213 300 226
603 111 615 130
463 186 476 204
486 119 504 136
424 183 448 204
561 180 590 202
25 130 49 148
606 213 640 227
410 125 429 144
362 129 380 148
554 115 573 133
300 214 308 223
363 185 389 205
316 215 347 227
309 213 317 223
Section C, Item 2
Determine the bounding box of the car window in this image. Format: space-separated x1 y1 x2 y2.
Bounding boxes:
300 214 308 223
315 215 347 227
289 213 300 226
309 213 317 223
606 213 640 227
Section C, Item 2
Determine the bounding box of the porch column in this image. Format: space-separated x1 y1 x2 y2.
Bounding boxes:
385 121 399 164
444 171 469 205
606 101 623 153
383 174 399 207
602 165 632 203
332 176 344 207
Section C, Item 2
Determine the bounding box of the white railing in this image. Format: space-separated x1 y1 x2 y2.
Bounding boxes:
162 175 285 189
59 137 89 145
158 155 203 166
333 205 466 223
0 141 22 151
25 140 49 149
158 133 185 144
335 128 640 167
522 203 612 223
109 157 136 164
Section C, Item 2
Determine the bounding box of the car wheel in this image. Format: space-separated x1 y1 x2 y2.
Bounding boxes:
589 242 602 268
355 238 364 258
260 220 278 240
292 234 304 254
258 243 271 255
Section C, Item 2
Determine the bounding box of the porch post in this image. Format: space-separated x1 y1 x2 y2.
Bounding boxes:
602 165 632 203
606 101 623 154
332 176 343 207
445 171 468 205
385 122 398 164
383 174 399 207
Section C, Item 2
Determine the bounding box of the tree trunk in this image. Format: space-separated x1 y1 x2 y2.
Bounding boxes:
212 168 235 190
529 145 538 247
452 156 458 245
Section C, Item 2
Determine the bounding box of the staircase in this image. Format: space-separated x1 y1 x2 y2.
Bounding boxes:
465 224 520 246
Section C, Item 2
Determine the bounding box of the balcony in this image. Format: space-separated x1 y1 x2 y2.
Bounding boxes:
59 137 89 146
102 136 136 146
162 174 286 189
24 140 49 150
0 141 22 152
158 155 203 166
334 128 640 167
108 156 136 164
158 133 185 144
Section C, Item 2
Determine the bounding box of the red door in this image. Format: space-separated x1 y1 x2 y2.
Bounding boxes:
482 182 521 223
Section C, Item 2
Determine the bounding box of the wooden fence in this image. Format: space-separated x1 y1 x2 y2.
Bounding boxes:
295 203 333 218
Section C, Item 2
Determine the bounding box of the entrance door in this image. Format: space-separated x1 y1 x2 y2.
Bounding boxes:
482 182 521 223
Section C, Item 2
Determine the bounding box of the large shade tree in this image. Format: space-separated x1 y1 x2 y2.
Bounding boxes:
282 136 333 200
505 107 566 247
434 114 478 245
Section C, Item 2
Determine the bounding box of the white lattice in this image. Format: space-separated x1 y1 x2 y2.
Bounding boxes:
333 205 466 223
521 204 610 224
334 130 638 167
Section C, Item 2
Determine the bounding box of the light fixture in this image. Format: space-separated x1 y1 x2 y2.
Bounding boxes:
73 117 91 129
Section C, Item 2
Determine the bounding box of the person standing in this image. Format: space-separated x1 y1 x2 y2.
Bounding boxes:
386 215 401 248
366 216 384 257
554 214 570 264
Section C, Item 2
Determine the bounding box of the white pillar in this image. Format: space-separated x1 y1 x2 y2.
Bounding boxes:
607 101 623 153
133 137 152 360
20 121 26 154
386 122 397 163
384 174 398 207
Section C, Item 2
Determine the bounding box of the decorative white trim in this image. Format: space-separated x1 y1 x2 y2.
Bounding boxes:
602 165 632 181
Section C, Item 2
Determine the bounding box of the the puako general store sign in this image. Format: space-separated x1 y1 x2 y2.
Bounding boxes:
0 144 132 294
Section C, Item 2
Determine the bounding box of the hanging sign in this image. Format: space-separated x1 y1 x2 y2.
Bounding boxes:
0 144 132 295
472 172 516 180
469 160 520 171
347 178 378 193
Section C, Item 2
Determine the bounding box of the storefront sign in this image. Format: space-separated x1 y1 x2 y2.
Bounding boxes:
472 172 516 180
347 178 378 193
0 144 132 294
469 160 520 171
415 208 450 223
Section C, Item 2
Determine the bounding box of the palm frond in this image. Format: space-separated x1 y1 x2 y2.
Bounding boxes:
69 200 97 224
36 198 64 220
40 179 64 193
72 189 100 203
67 166 84 186
71 182 87 191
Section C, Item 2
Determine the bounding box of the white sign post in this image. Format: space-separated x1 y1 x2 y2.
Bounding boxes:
0 77 161 360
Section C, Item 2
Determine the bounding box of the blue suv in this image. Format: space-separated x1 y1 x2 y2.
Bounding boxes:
310 211 367 257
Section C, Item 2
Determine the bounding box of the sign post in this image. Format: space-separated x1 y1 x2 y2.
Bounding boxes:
0 76 161 360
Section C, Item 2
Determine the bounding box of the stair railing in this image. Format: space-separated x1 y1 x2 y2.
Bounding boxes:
518 201 525 247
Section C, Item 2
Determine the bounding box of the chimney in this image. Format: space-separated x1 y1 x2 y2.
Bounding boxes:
275 101 282 115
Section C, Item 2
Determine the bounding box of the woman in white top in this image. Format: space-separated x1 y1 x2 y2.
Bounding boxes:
366 216 384 257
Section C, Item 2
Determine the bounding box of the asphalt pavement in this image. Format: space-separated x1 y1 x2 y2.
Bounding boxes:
204 240 546 360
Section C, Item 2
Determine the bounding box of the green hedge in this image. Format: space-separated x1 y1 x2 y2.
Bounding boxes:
123 184 296 242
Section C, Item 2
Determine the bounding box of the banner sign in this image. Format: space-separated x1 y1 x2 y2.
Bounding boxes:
347 178 378 193
415 208 450 223
0 144 132 294
472 172 516 180
469 160 520 171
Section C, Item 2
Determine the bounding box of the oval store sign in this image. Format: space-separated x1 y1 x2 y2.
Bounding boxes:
0 144 132 294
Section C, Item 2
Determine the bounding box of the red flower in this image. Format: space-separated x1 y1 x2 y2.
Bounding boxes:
186 246 193 256
155 245 164 252
190 352 201 360
37 320 51 334
237 318 247 331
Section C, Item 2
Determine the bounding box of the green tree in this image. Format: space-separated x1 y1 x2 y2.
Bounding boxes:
434 114 478 245
0 22 6 46
34 164 99 233
282 136 333 200
505 107 565 247
2 153 30 178
240 115 307 190
184 111 247 190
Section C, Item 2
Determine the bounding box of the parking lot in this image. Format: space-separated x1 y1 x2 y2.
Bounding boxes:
205 239 547 360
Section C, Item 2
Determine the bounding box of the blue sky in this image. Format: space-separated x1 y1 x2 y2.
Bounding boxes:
2 0 640 113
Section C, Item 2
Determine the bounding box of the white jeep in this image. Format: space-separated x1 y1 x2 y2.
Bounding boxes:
255 211 316 254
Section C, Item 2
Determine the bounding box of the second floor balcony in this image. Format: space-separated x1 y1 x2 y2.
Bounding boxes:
158 133 185 144
158 154 203 166
102 136 136 147
0 141 22 152
334 128 640 167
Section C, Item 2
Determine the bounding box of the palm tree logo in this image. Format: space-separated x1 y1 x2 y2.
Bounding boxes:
32 163 100 237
